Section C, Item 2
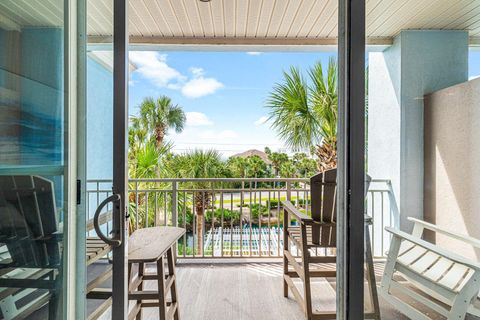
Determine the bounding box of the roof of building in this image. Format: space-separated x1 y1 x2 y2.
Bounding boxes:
232 149 272 165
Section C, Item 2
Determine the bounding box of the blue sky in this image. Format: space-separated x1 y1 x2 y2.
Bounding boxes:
128 51 335 157
128 50 480 158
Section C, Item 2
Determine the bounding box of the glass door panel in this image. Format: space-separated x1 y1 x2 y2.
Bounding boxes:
0 0 75 318
83 0 128 318
84 0 116 317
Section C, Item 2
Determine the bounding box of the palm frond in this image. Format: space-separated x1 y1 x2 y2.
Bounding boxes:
266 66 320 151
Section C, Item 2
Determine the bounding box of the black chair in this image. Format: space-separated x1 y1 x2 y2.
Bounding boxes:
0 175 62 319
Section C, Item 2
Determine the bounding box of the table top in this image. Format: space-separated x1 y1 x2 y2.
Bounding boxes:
128 226 185 263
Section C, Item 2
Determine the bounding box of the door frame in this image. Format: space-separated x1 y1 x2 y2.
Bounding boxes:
65 0 84 318
112 0 129 318
79 0 367 317
337 0 366 318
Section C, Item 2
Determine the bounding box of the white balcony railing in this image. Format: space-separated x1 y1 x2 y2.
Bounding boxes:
86 178 398 258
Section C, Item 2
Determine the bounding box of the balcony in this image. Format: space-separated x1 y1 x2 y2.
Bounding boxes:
86 177 406 319
86 177 397 259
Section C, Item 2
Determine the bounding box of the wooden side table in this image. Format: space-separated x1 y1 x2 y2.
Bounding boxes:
128 227 185 320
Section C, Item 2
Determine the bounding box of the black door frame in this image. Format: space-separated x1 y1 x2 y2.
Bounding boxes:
112 0 129 318
108 0 366 318
337 0 366 318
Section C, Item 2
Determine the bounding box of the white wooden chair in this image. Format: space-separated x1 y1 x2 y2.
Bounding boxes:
381 217 480 320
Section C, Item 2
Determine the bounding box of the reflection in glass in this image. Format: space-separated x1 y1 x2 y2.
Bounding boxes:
0 1 66 318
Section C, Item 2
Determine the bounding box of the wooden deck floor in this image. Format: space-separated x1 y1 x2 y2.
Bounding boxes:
91 262 479 320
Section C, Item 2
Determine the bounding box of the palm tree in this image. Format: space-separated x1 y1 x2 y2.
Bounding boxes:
166 150 227 255
133 96 186 148
126 138 172 233
297 157 318 177
246 155 267 188
267 152 289 176
227 156 248 178
279 161 297 178
266 58 337 172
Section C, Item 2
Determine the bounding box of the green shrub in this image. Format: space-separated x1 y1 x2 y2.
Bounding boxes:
267 199 279 209
205 208 241 224
250 204 269 219
297 198 311 206
178 207 193 226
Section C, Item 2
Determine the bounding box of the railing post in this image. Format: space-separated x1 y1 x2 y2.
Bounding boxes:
172 181 178 227
286 181 292 228
286 181 292 202
172 180 178 260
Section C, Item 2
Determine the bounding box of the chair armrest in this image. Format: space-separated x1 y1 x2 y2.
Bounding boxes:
385 227 480 271
282 200 312 223
364 214 373 225
408 217 480 249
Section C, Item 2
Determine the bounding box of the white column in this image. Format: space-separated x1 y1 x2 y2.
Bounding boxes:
368 30 468 231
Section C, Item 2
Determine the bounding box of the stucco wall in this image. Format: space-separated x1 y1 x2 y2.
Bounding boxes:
424 78 480 260
368 30 468 232
86 56 113 180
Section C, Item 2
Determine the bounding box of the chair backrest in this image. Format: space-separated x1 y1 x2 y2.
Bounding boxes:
0 175 59 267
310 168 337 245
309 169 372 246
310 168 337 224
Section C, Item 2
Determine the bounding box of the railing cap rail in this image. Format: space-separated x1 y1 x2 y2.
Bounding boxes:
87 177 310 183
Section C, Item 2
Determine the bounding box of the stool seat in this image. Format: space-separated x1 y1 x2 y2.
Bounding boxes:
128 226 185 320
129 227 185 262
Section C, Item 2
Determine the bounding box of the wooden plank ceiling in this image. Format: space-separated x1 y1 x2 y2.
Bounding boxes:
1 0 480 45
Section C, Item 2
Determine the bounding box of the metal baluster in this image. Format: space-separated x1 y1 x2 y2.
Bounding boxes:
220 190 224 258
268 191 271 256
163 191 167 226
240 181 244 257
154 192 158 227
192 191 196 257
277 189 281 257
145 191 148 228
182 192 186 257
135 181 139 231
259 190 262 257
230 193 234 257
249 183 253 256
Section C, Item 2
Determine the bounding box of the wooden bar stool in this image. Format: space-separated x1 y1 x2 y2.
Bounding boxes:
128 227 185 320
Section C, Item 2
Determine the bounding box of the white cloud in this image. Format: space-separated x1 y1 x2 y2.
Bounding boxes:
469 75 480 81
181 77 224 98
129 52 184 87
246 52 263 56
189 67 205 77
186 112 213 126
129 51 223 98
254 116 269 126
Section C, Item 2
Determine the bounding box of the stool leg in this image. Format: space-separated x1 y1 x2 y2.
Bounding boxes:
136 262 145 320
157 257 167 320
167 247 180 320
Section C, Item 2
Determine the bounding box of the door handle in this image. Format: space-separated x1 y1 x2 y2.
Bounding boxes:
93 194 122 247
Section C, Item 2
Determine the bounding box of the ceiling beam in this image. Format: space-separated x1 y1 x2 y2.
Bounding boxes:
88 35 394 46
470 36 480 46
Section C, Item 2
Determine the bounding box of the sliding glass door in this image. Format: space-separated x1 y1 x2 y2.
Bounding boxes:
0 0 82 318
81 0 129 319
